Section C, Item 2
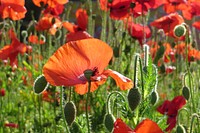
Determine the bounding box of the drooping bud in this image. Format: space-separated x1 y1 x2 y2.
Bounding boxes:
174 23 186 38
150 91 159 105
64 101 76 126
182 86 190 100
33 75 49 94
127 88 141 111
104 113 115 132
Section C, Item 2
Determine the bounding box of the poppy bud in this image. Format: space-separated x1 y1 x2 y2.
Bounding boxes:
176 124 186 133
64 101 76 126
127 88 141 111
113 47 120 57
33 75 49 94
151 91 159 105
104 113 115 132
182 86 190 100
174 24 186 38
0 88 5 96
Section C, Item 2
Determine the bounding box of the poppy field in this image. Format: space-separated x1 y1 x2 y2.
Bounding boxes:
1 0 200 133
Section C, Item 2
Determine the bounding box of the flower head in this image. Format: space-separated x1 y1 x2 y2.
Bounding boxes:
151 13 184 37
43 38 133 94
0 88 5 96
0 0 27 20
32 0 68 8
157 95 186 132
0 29 27 66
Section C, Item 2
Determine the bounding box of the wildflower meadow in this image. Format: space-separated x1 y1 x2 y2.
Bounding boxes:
1 0 200 133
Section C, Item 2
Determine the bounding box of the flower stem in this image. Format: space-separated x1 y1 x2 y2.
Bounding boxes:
86 81 91 133
60 87 70 133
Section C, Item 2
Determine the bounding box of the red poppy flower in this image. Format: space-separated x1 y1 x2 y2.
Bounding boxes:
0 88 5 96
43 38 133 95
4 123 18 128
35 14 62 35
127 22 151 46
32 0 68 8
163 0 188 14
151 13 184 37
0 0 27 20
0 29 27 66
28 35 45 45
131 0 165 17
157 96 186 132
99 0 133 20
165 66 176 74
113 118 164 133
43 3 64 16
182 1 200 20
63 8 90 42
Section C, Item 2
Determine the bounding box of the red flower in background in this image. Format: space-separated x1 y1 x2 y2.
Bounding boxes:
182 1 200 20
157 96 186 132
4 123 18 128
131 0 165 17
43 3 64 16
63 8 91 42
43 38 133 95
28 35 45 45
192 20 200 31
0 88 5 96
163 0 188 14
35 14 62 35
127 21 151 46
32 0 68 8
0 29 27 66
151 13 184 37
0 0 27 20
113 118 164 133
99 0 133 20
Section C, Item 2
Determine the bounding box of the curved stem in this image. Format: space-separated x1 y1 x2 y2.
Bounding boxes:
106 91 126 114
177 108 189 125
86 81 91 133
60 87 70 133
190 113 200 133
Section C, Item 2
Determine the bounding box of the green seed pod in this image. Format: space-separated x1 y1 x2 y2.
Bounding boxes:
182 86 190 100
174 24 186 38
127 88 141 111
176 124 186 133
151 91 159 105
64 101 76 126
104 113 115 132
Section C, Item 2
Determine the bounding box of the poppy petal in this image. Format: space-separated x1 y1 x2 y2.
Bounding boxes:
66 31 92 42
75 80 106 95
43 38 113 87
134 119 164 133
76 8 88 31
103 69 133 90
113 118 134 133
